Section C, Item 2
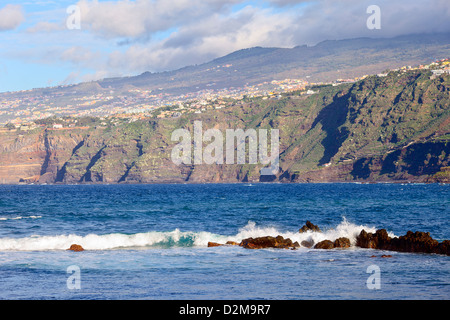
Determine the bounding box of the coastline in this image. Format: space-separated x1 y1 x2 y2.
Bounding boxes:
1 179 446 186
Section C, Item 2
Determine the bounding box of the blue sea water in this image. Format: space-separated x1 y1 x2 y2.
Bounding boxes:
0 183 448 300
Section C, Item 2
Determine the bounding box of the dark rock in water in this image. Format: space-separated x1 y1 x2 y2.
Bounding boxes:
208 242 223 247
301 240 314 248
299 221 321 233
436 240 450 255
208 241 239 247
314 240 334 249
334 237 351 248
356 229 449 255
388 231 439 254
356 229 374 248
314 237 351 249
356 229 390 249
240 235 300 249
68 244 84 252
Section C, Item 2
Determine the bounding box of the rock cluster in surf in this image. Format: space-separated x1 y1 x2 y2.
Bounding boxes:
208 236 300 250
207 221 450 256
67 221 449 256
356 229 450 255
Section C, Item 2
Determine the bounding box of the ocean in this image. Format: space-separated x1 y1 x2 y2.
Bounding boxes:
0 183 448 300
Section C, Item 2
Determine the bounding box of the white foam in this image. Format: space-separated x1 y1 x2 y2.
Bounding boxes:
0 216 42 221
227 217 387 247
0 229 227 251
0 218 390 251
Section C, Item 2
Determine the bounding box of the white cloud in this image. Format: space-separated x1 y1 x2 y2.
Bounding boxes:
76 0 241 39
94 5 299 75
71 0 450 83
26 21 64 33
0 4 25 31
60 46 100 64
11 0 449 88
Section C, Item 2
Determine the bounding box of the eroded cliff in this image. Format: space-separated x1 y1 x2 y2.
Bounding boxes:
1 70 449 184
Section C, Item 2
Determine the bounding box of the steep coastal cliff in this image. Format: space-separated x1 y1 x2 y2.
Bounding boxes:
1 70 449 184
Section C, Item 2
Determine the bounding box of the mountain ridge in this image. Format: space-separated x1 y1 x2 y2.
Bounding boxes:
70 32 450 96
4 32 450 95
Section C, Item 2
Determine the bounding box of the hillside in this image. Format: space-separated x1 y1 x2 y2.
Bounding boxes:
98 33 450 92
1 67 449 184
1 33 449 125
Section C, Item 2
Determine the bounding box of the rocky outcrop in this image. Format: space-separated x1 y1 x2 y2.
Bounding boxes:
207 242 223 247
334 237 351 248
239 236 300 250
356 229 391 249
67 244 84 252
204 221 449 255
314 240 334 249
314 237 351 249
207 241 240 247
356 229 450 255
300 240 314 248
299 221 321 233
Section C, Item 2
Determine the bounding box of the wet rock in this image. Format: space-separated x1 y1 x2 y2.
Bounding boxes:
334 237 351 248
207 242 223 247
314 240 334 249
436 240 450 255
300 240 314 248
356 229 449 255
240 235 300 249
68 244 84 252
388 231 439 254
356 229 390 249
356 229 374 248
208 241 242 247
299 221 321 233
314 237 351 249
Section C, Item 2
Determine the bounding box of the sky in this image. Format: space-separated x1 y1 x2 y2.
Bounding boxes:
0 0 449 93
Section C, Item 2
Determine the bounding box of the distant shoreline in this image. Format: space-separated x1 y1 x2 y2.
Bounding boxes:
1 180 446 186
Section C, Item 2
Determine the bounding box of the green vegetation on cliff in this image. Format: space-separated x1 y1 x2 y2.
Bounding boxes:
1 69 449 184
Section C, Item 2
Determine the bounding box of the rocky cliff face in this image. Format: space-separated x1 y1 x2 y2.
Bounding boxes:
0 129 83 184
1 70 449 184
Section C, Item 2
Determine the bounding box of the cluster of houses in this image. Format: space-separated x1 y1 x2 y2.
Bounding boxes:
2 58 449 127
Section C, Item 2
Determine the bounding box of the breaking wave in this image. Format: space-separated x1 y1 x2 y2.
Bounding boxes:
233 217 391 247
0 218 391 251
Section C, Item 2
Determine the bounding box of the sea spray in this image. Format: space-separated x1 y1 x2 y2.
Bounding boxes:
230 218 383 248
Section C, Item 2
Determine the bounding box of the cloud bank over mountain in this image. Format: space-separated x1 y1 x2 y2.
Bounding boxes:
1 0 449 91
